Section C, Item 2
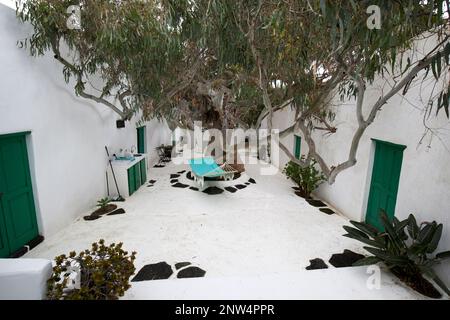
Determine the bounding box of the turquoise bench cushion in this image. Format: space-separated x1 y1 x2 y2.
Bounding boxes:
188 157 226 177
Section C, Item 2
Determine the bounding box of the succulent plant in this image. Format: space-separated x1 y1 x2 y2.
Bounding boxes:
344 211 450 296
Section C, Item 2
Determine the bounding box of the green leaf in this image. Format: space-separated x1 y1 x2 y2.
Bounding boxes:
419 266 450 296
352 256 382 266
427 224 442 253
444 42 450 65
431 56 439 80
343 226 369 239
407 214 419 239
343 234 385 248
436 251 450 260
349 220 379 237
363 247 410 266
380 211 405 252
436 51 442 76
417 222 437 244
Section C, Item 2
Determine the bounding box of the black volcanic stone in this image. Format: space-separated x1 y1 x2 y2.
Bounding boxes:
320 208 335 215
170 174 181 179
225 186 238 193
172 183 189 189
177 170 186 174
245 182 251 185
177 266 206 279
132 262 173 282
235 184 247 190
153 164 165 168
170 179 179 184
306 258 329 270
295 192 310 199
203 187 224 195
306 199 327 207
149 180 157 184
248 178 256 184
329 250 365 268
147 185 154 187
189 187 199 191
83 214 101 221
292 186 301 191
107 208 126 216
175 262 191 270
186 172 195 180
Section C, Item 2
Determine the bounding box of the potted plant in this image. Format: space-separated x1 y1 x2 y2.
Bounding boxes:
283 157 326 198
47 240 137 300
344 211 450 298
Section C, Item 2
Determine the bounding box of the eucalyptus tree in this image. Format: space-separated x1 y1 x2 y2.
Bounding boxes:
271 0 450 183
17 0 449 183
203 0 449 183
16 0 190 121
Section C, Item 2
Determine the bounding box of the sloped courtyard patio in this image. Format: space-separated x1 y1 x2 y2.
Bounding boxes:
23 158 426 299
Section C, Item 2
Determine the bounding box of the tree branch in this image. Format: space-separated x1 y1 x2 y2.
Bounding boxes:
51 38 128 119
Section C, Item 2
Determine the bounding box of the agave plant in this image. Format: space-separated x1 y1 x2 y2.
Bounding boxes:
343 211 450 296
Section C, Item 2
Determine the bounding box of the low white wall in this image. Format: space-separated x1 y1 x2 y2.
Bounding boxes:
0 5 171 237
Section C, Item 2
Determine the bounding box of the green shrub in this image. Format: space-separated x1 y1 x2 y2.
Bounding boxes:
344 211 450 297
283 157 326 197
96 197 111 210
47 240 137 300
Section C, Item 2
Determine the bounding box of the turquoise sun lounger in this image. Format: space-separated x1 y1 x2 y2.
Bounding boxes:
188 157 237 190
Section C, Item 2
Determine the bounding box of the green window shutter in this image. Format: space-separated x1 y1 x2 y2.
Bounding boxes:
140 159 147 184
294 135 302 160
134 163 142 190
128 166 136 196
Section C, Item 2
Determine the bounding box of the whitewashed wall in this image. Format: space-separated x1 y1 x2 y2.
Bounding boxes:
0 5 171 237
261 36 450 281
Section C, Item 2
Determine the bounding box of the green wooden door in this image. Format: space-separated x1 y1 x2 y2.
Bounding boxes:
366 139 406 230
0 202 10 257
140 159 147 184
128 165 136 196
294 135 302 160
137 127 146 154
0 132 39 257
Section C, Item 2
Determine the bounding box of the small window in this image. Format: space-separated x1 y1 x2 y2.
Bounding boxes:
294 135 301 160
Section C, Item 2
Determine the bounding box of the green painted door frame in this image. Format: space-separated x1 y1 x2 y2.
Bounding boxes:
0 132 39 257
294 135 302 160
365 139 406 230
137 126 146 154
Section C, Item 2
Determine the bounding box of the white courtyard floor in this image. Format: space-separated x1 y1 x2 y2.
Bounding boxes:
25 158 428 299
